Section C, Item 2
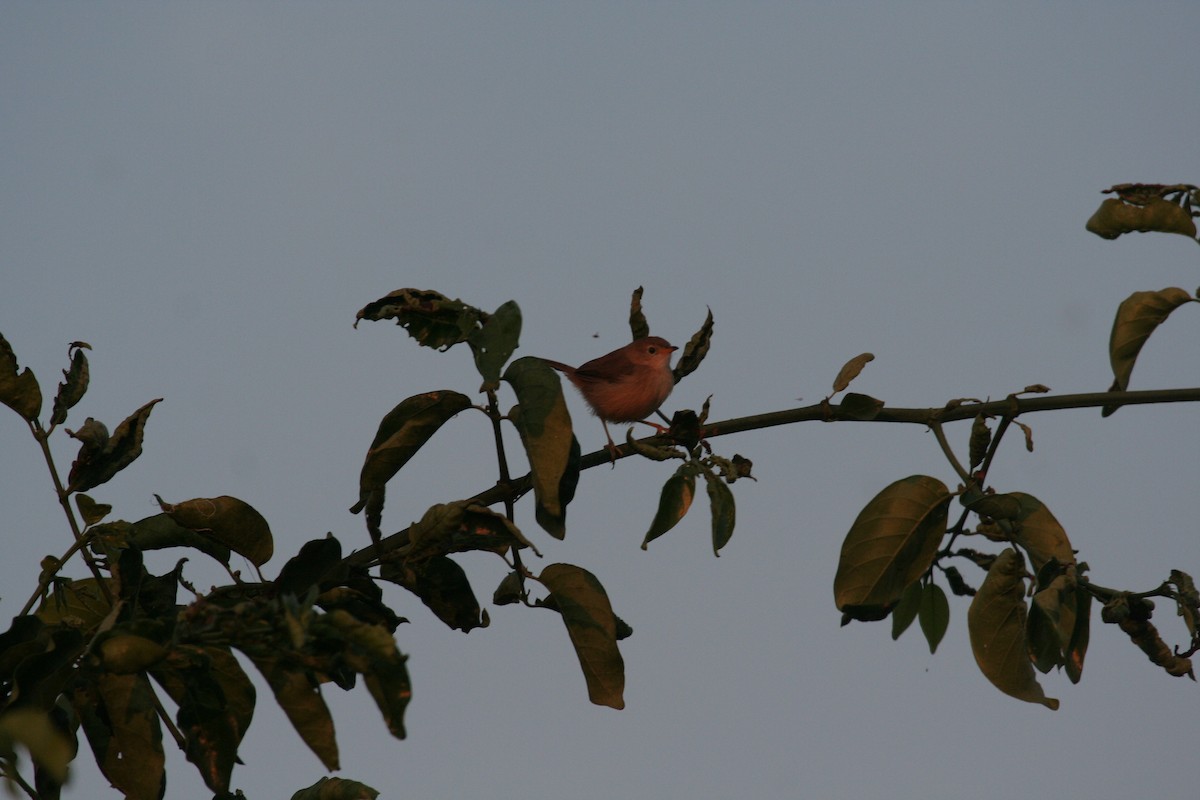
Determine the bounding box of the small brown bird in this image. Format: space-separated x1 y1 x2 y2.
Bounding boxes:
543 336 678 454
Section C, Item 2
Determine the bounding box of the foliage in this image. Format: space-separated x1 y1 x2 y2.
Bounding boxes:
1 184 1198 798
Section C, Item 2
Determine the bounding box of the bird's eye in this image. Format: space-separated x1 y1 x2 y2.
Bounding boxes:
647 346 657 354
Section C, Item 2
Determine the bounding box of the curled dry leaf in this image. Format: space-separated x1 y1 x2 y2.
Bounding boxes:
832 353 875 394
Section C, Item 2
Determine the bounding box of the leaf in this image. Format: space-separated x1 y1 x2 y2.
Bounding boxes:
967 548 1059 709
36 578 113 630
468 299 522 389
275 535 346 598
834 475 951 622
1113 616 1194 679
1106 287 1193 396
704 468 736 556
382 554 487 633
324 610 411 740
641 467 696 549
832 353 874 393
504 357 576 539
72 673 167 800
1086 196 1198 240
97 634 168 674
968 414 991 471
537 563 625 709
8 628 85 714
891 580 922 640
672 307 714 382
353 288 485 350
74 493 111 526
50 341 91 426
350 390 472 544
150 645 253 794
837 392 884 420
0 708 73 785
117 515 232 565
1006 493 1075 574
290 776 381 800
629 286 650 340
399 502 537 562
66 398 162 492
156 494 274 567
0 332 43 422
918 583 950 653
1028 571 1090 683
241 649 339 770
1170 569 1199 639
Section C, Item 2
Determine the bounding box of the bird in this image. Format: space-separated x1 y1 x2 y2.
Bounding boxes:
542 336 678 456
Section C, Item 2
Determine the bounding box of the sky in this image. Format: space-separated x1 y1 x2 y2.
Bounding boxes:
3 4 1200 799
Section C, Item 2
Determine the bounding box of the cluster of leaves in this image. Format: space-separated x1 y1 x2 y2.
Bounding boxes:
0 337 408 799
0 287 731 799
350 286 742 710
832 184 1200 709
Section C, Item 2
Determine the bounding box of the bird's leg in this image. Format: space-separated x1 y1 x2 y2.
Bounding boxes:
634 418 670 435
601 420 619 466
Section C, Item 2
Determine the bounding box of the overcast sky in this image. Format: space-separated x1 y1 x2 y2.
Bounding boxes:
3 4 1200 799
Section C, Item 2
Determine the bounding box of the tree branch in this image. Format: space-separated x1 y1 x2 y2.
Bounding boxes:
343 386 1200 568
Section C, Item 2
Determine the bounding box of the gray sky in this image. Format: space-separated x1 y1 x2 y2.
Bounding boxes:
3 4 1199 799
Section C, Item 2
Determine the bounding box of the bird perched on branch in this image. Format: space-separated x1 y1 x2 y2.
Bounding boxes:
542 336 678 456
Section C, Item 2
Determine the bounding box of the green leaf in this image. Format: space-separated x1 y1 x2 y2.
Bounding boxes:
1105 287 1194 404
704 468 736 556
351 390 473 544
97 634 168 674
0 709 73 786
275 535 345 598
150 645 253 794
641 467 696 550
967 548 1059 709
156 494 274 567
918 583 950 653
834 475 951 622
354 288 485 350
1028 570 1091 683
66 398 162 493
468 300 522 390
1086 196 1198 240
891 580 922 640
382 554 487 633
290 776 381 800
672 307 714 382
74 493 111 526
0 332 42 422
50 341 91 426
324 610 411 740
72 673 166 800
537 563 625 709
115 515 232 565
240 648 339 770
399 502 537 562
504 357 575 539
837 392 884 421
1006 492 1074 574
36 578 113 630
8 628 84 714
